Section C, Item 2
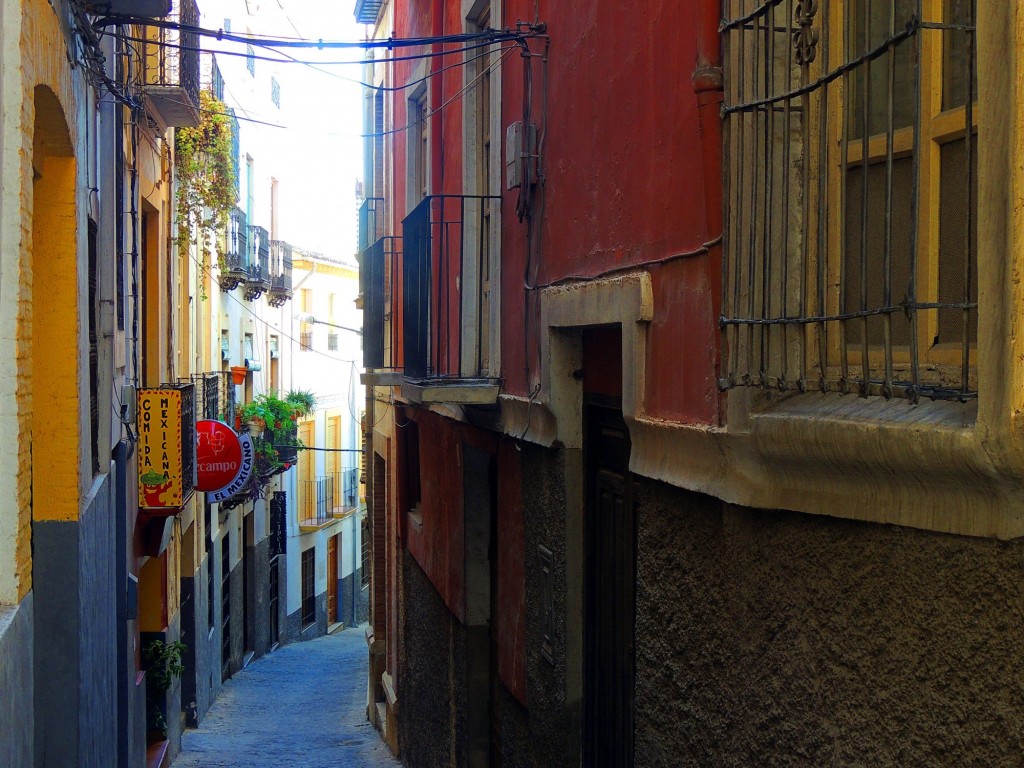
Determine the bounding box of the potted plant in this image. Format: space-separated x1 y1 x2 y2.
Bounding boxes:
285 389 316 418
143 637 186 743
229 365 248 385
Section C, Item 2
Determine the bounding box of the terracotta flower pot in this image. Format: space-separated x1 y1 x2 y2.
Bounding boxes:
230 366 247 385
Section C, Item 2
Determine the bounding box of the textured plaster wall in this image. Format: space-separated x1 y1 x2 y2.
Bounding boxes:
398 549 466 768
340 570 369 626
633 479 1024 767
519 442 582 768
1 0 83 604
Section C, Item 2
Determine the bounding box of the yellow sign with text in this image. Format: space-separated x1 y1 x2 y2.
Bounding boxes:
138 389 185 510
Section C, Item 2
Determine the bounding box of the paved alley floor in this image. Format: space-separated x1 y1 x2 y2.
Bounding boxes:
172 628 399 768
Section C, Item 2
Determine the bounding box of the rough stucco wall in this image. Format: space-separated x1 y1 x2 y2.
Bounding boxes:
634 479 1024 767
399 549 466 768
520 443 579 768
494 680 530 768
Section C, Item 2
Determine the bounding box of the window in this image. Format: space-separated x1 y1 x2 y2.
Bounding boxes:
246 44 255 76
299 288 313 350
327 332 339 351
301 547 315 628
721 0 977 402
270 76 281 108
472 6 495 374
409 91 429 203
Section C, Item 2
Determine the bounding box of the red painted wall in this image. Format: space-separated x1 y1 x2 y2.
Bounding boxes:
497 0 721 423
497 441 527 703
404 408 467 622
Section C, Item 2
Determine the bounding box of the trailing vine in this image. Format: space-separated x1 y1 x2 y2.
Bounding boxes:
175 91 237 284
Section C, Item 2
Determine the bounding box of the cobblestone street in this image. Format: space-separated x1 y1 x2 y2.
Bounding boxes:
171 628 398 768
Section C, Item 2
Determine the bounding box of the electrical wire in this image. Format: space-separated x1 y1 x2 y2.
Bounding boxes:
95 16 532 51
135 42 514 139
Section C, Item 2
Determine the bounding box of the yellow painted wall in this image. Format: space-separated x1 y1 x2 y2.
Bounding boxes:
6 0 85 600
31 152 80 523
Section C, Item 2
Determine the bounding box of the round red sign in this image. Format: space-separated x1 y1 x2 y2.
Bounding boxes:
195 420 245 493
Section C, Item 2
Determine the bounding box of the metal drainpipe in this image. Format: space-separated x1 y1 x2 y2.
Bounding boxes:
431 0 443 195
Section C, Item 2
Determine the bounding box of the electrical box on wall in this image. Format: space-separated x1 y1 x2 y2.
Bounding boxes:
505 121 537 190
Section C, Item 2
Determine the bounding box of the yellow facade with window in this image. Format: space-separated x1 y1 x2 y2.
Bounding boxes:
627 1 1024 539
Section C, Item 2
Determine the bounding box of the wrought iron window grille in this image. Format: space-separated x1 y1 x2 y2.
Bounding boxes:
720 0 978 403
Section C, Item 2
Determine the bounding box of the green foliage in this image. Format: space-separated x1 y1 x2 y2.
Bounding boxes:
144 639 186 693
175 91 237 264
239 392 306 477
285 389 317 416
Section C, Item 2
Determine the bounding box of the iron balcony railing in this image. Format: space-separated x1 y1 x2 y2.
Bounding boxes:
220 208 248 291
141 0 200 128
361 235 401 370
299 469 360 527
402 195 500 379
358 197 385 252
268 240 294 307
354 0 384 25
245 225 271 300
188 371 235 423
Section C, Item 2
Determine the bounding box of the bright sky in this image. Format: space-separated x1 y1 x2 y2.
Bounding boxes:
203 0 368 260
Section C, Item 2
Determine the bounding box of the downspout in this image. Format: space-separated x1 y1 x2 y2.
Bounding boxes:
693 0 725 424
431 0 443 196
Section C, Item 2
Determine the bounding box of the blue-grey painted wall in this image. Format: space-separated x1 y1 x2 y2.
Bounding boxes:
33 475 118 768
0 596 34 767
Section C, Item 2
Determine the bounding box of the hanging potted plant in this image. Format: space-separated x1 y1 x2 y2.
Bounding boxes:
229 365 248 386
285 389 316 419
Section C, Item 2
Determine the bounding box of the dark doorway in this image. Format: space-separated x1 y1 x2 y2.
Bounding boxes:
583 400 635 768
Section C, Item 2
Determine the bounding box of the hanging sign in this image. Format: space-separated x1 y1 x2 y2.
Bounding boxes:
195 419 254 502
138 388 186 510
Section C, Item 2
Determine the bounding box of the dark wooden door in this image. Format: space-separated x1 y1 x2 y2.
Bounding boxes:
327 534 339 624
584 403 635 768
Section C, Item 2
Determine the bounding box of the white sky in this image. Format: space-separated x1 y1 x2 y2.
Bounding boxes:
203 0 368 260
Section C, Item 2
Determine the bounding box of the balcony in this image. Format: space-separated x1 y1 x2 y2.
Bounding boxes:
299 469 359 529
220 208 248 291
361 235 403 385
401 195 501 404
141 0 200 129
353 0 384 25
358 197 385 251
189 371 235 423
268 240 293 307
244 225 271 301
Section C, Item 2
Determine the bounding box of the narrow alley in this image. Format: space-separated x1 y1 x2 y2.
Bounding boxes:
171 629 398 768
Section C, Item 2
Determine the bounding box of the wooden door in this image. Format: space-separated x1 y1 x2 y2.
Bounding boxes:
584 403 635 768
327 534 339 624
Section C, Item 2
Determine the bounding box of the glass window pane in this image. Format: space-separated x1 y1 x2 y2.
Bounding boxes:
848 0 917 139
937 136 978 344
943 0 977 110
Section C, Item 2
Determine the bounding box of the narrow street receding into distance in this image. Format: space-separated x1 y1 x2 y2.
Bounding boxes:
171 629 398 768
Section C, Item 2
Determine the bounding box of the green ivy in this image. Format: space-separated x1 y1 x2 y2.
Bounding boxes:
175 91 238 268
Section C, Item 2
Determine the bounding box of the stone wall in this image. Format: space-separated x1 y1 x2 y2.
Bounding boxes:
632 479 1024 767
398 549 467 768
